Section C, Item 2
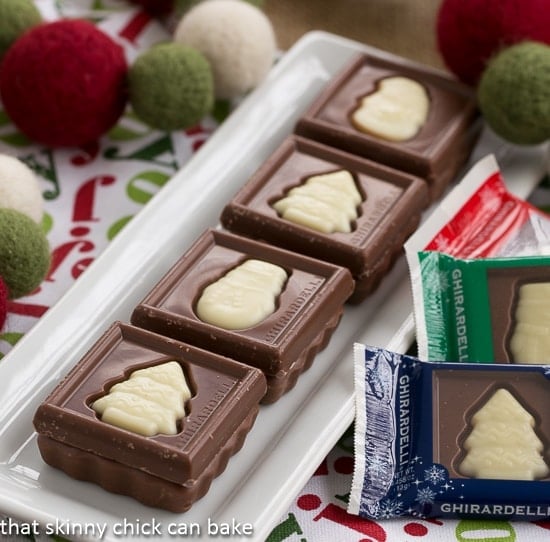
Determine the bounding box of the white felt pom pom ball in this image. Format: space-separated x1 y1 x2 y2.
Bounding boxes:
0 153 43 223
174 0 277 100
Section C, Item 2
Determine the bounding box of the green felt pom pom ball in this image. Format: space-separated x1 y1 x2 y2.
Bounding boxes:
478 41 550 145
0 208 50 299
128 42 214 131
0 0 42 59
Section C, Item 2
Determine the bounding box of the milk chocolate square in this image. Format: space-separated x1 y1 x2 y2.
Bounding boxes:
487 265 550 364
220 135 427 302
131 228 354 402
295 53 481 200
33 322 266 512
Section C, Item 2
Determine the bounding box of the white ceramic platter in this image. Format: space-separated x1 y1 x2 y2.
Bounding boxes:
0 31 548 542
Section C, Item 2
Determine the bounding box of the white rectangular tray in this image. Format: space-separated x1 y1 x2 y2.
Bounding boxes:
0 31 547 542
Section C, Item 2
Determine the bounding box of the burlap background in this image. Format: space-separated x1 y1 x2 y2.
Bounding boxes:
264 0 445 69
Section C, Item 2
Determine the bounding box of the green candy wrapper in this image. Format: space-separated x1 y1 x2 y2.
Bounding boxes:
416 252 550 364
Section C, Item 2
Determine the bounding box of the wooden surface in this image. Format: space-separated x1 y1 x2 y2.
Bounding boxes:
264 0 446 70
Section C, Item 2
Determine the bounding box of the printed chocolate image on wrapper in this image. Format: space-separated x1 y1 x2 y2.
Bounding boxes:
405 154 550 360
348 344 550 521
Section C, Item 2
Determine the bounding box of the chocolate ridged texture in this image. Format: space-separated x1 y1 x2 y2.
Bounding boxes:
220 135 427 303
259 307 343 402
33 321 266 510
295 53 481 201
36 403 259 512
131 228 354 402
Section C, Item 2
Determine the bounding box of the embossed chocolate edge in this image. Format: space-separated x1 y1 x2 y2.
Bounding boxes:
131 229 355 378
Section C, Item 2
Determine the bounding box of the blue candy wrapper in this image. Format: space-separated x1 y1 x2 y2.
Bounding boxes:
349 343 550 520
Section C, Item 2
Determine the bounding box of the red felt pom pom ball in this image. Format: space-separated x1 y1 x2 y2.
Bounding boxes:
0 276 7 331
436 0 550 85
0 19 128 147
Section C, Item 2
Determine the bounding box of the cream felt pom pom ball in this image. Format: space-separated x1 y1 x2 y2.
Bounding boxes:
0 153 43 223
174 0 276 100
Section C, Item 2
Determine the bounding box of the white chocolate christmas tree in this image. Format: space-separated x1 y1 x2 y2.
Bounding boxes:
272 169 362 233
92 361 192 437
458 388 549 480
